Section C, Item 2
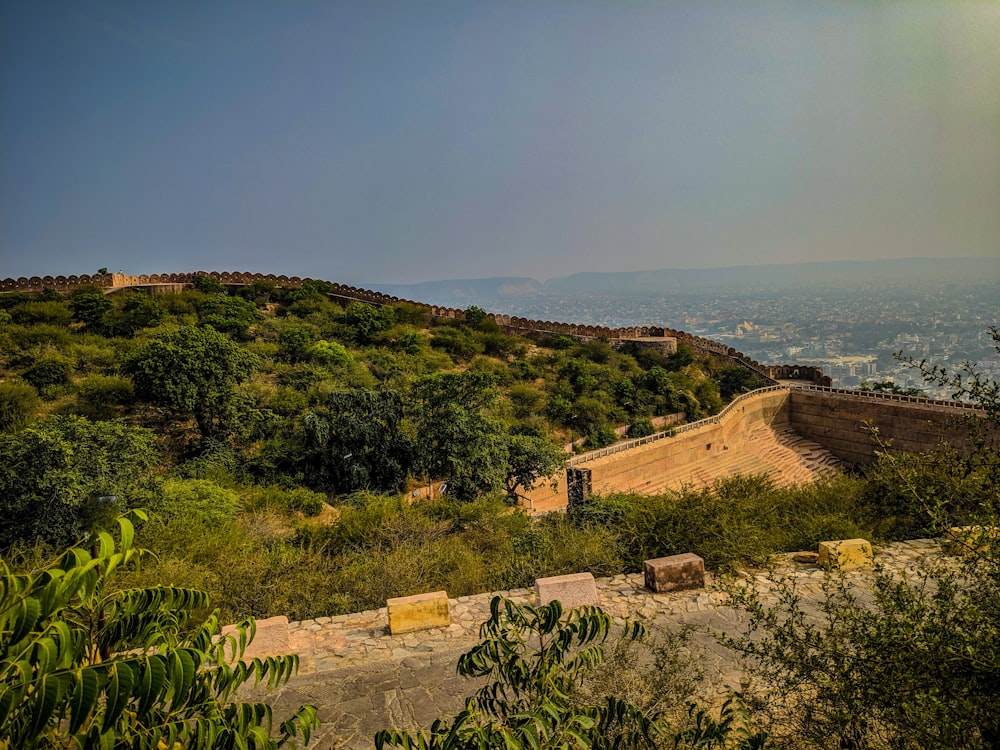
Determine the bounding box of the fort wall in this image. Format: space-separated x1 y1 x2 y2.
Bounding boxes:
787 386 985 465
521 388 791 507
523 385 987 508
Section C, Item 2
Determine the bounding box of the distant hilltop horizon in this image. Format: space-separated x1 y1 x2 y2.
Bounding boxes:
365 256 999 306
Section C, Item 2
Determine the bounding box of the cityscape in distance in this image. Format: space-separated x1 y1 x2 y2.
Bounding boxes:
371 257 1000 398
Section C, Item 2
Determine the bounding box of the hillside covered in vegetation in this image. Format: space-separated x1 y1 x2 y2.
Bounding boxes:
0 278 986 623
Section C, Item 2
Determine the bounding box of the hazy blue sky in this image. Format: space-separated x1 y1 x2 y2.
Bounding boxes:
2 1 998 284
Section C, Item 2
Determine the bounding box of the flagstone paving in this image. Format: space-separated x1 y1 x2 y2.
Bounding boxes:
260 539 940 750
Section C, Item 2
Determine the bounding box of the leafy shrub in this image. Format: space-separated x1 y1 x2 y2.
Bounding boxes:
0 379 40 431
69 290 112 328
308 339 352 367
9 300 72 326
626 417 655 438
21 353 73 393
376 597 664 750
5 323 72 350
576 474 869 571
191 273 226 294
0 514 319 748
155 478 241 526
585 422 618 449
278 325 316 361
0 415 160 551
102 292 165 335
198 295 262 338
76 374 135 417
430 326 484 361
243 484 326 517
508 383 547 419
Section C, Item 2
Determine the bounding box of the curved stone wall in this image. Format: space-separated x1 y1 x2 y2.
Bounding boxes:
786 385 990 465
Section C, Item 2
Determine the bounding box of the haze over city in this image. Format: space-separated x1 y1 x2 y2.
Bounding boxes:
2 1 999 285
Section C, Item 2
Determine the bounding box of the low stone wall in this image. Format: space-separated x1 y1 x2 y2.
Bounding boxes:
283 539 941 673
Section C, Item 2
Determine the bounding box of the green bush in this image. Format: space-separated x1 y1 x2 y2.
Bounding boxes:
76 374 135 417
9 300 72 326
0 515 319 749
626 417 655 438
0 379 40 431
243 484 326 517
576 474 869 571
585 422 618 449
308 339 352 367
21 353 73 393
155 478 241 526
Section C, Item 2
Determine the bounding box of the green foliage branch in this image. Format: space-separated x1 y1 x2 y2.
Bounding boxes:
0 511 318 749
376 596 658 750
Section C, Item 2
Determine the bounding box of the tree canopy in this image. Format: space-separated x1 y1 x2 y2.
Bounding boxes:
127 325 258 439
0 415 159 552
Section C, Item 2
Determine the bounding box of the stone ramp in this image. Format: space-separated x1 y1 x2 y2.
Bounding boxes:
653 423 842 492
529 422 842 513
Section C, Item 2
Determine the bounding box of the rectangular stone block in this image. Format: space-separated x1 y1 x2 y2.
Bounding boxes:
945 526 998 557
535 572 598 608
644 553 705 593
387 591 450 635
818 538 873 570
221 615 290 659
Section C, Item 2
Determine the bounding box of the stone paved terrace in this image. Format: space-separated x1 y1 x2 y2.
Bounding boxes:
261 539 940 750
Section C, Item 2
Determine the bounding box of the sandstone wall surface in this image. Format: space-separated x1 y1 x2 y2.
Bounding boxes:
787 387 984 465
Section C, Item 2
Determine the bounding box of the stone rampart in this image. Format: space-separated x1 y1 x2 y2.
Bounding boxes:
521 388 792 507
522 384 988 508
786 385 988 465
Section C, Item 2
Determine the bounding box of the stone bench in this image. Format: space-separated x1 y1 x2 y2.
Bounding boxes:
387 591 450 635
535 572 598 608
818 538 873 570
221 615 290 659
644 553 705 593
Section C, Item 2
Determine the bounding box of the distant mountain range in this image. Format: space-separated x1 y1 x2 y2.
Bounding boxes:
367 257 998 307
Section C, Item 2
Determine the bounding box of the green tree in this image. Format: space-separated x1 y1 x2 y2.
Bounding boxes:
197 295 262 339
341 301 394 344
0 416 159 552
290 389 414 494
69 290 113 330
191 273 226 294
0 513 319 748
717 366 767 401
21 354 73 394
376 596 656 750
413 372 509 501
102 292 165 336
502 434 566 504
127 325 258 439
